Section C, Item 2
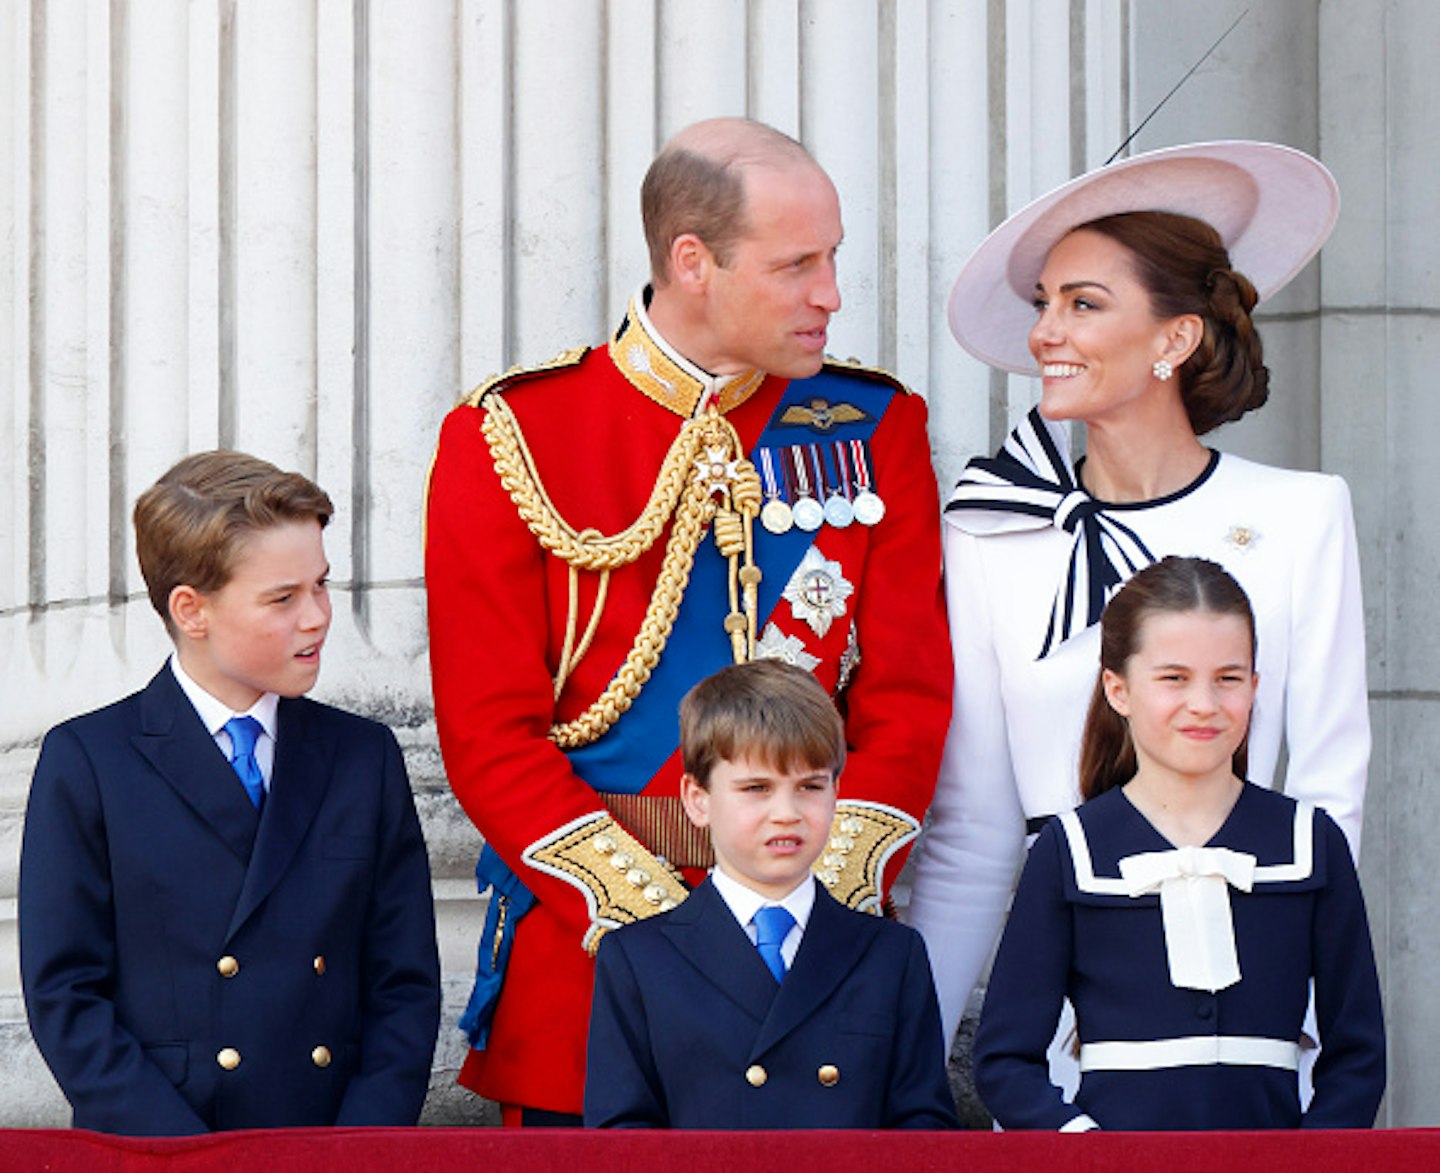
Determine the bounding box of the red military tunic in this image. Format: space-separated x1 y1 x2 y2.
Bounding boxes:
425 300 951 1114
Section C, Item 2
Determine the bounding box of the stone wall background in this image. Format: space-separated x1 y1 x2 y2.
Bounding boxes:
2 0 1433 1126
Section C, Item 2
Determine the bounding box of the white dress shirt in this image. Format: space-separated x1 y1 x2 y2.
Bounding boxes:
169 655 279 792
709 867 816 972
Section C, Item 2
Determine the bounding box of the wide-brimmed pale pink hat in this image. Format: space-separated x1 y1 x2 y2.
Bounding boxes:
947 140 1340 375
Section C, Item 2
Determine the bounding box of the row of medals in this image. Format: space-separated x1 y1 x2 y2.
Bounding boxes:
756 442 886 536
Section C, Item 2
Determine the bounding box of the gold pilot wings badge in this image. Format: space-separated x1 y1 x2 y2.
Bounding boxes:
776 398 873 433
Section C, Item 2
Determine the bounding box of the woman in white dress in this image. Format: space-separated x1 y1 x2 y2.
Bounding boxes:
906 142 1369 1071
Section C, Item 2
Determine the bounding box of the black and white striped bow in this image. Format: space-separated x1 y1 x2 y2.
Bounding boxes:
945 409 1156 659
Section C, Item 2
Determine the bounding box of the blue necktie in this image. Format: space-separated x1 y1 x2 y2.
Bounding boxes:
752 905 795 984
224 716 266 810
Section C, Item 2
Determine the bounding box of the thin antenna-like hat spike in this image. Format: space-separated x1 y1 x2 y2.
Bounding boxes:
1105 9 1249 166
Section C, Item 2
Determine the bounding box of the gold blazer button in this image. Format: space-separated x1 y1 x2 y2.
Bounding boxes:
745 1064 768 1088
217 956 239 978
311 1045 332 1068
313 955 327 975
217 1047 241 1071
818 1064 840 1087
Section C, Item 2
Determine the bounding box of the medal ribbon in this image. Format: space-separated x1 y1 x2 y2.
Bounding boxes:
833 440 853 500
791 447 814 503
808 444 829 500
759 447 783 500
849 439 874 493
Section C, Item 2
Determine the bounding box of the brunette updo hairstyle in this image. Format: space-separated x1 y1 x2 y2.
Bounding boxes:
1078 556 1257 801
1076 210 1269 435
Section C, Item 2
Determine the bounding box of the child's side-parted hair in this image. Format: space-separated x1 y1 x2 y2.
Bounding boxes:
134 450 334 633
1079 555 1257 801
679 659 846 788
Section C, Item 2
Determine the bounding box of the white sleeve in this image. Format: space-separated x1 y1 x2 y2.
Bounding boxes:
1281 474 1369 858
905 523 1027 1050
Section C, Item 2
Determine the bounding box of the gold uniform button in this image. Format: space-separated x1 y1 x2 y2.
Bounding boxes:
313 955 326 976
818 1064 840 1087
217 1047 241 1071
745 1064 768 1088
311 1046 332 1068
217 956 239 978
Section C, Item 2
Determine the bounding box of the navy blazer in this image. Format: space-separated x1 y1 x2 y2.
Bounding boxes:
19 666 441 1135
584 877 958 1129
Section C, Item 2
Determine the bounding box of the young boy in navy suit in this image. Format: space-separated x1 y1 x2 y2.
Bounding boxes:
583 659 958 1129
19 451 441 1135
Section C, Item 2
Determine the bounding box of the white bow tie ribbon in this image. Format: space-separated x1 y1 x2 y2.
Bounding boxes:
944 409 1156 658
1119 845 1257 993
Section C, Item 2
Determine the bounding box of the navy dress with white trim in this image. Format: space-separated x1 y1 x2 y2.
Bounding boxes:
974 783 1384 1131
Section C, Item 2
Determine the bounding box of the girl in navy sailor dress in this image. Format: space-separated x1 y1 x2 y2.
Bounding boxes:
974 557 1385 1131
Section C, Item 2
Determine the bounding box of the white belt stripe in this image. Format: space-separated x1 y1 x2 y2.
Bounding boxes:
1079 1035 1300 1072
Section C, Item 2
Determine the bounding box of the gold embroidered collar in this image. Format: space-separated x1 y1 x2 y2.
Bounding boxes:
608 289 766 418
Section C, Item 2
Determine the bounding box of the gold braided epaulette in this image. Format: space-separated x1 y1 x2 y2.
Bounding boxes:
813 800 921 914
522 812 689 955
457 346 590 409
823 356 913 396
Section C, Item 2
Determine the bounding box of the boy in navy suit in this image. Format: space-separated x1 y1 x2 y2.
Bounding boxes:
583 660 957 1129
19 451 441 1135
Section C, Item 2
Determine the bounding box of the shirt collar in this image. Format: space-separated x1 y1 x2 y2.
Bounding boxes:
169 654 280 741
607 286 767 418
710 866 816 932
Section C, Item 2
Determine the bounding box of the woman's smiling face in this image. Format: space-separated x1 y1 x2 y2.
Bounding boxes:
1028 228 1181 426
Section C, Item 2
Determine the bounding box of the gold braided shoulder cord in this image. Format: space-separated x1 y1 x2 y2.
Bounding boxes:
481 391 762 748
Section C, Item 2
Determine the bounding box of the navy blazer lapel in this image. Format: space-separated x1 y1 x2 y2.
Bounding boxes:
659 879 779 1023
132 668 259 863
227 697 332 939
750 881 882 1060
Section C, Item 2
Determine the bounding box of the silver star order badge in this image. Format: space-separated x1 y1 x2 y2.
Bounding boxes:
782 547 854 638
754 622 821 671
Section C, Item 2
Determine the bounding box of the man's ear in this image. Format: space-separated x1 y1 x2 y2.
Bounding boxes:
169 585 208 641
667 233 716 294
679 771 711 829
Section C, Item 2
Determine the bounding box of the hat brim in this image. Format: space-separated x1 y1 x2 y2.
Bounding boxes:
947 141 1340 375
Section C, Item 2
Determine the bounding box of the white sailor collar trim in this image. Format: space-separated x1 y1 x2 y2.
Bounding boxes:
1057 799 1317 897
1058 798 1316 992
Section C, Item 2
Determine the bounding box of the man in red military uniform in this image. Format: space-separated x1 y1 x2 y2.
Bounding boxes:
425 117 951 1124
